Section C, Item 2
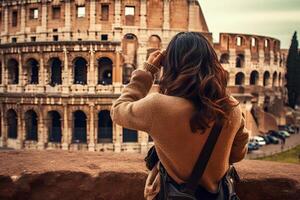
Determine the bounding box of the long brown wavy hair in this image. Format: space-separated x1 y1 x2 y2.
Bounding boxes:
159 32 238 133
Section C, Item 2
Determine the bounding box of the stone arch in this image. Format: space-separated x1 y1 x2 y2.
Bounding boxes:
98 110 113 143
235 36 245 46
236 54 245 68
7 109 18 139
220 53 230 64
7 58 19 84
147 35 162 59
235 72 245 85
250 71 259 85
73 57 87 85
122 33 138 84
251 37 258 48
25 58 39 84
25 109 38 141
263 71 271 86
264 39 270 51
272 72 278 87
47 111 62 143
97 57 113 85
48 57 62 86
123 128 138 143
72 110 87 143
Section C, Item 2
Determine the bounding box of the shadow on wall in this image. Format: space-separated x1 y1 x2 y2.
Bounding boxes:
0 170 299 200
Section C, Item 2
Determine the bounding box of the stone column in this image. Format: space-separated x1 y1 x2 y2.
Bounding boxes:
20 4 26 42
64 0 72 40
18 52 24 86
37 112 45 150
62 104 69 150
270 51 274 67
244 49 251 68
114 48 122 85
258 50 265 67
114 0 121 27
62 47 69 93
41 1 48 40
113 123 122 152
140 0 147 29
3 6 8 42
2 54 7 85
188 0 197 31
229 49 236 68
88 46 96 93
113 0 122 41
89 0 96 39
39 54 45 86
163 0 170 30
88 104 95 151
0 108 6 147
18 108 25 149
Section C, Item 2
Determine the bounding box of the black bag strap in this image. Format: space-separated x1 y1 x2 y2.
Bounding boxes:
184 117 224 194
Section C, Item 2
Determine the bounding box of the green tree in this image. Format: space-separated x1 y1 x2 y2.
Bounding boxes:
286 32 300 108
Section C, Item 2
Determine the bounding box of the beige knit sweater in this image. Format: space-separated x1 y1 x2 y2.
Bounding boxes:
111 69 249 193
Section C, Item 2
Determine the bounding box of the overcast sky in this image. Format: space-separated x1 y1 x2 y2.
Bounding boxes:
199 0 300 49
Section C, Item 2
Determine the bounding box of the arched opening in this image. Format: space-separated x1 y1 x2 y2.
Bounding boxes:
250 71 259 85
98 110 113 143
272 72 278 87
73 110 87 143
264 39 270 50
235 72 245 85
47 111 62 143
26 59 39 84
73 57 87 85
263 71 271 86
251 37 257 47
7 59 19 84
147 35 161 58
49 58 62 86
236 36 243 46
98 57 113 85
220 53 229 64
25 110 38 141
236 54 245 68
7 109 18 139
123 128 138 143
122 33 138 84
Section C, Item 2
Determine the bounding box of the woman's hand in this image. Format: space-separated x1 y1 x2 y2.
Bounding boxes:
147 50 166 68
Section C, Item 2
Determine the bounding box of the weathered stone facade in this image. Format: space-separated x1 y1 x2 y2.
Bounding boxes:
0 0 286 152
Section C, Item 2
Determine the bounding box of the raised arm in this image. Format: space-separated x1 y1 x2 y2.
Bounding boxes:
110 50 164 132
110 69 157 132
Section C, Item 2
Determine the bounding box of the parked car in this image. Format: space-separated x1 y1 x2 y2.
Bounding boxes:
266 135 280 144
279 130 290 138
258 135 271 145
278 125 296 134
250 137 266 146
248 141 259 152
268 130 286 140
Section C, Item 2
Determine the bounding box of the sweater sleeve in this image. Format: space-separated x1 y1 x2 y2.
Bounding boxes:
229 115 250 163
110 69 157 133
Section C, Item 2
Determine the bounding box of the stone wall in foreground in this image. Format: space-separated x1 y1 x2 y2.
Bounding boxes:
0 151 299 200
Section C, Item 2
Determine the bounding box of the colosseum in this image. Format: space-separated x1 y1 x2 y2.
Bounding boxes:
0 0 287 153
